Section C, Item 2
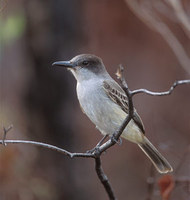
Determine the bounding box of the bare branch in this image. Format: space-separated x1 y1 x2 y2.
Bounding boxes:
2 124 13 146
95 65 134 154
0 139 93 158
132 80 190 96
95 157 116 200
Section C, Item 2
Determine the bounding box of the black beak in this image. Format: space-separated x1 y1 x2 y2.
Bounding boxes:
52 61 74 68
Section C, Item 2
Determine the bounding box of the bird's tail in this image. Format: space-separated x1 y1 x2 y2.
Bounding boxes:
138 137 173 174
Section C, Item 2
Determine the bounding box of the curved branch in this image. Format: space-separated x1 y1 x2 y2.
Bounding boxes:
132 80 190 96
0 139 93 158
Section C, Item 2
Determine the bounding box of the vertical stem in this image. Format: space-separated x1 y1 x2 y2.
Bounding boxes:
95 157 116 200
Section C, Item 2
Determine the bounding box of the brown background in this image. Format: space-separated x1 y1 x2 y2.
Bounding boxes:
0 0 190 199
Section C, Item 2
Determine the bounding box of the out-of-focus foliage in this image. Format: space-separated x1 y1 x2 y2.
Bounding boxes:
0 13 26 44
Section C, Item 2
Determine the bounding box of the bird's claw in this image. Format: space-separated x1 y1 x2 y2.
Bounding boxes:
111 135 122 145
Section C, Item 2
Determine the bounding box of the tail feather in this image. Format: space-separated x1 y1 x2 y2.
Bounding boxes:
138 137 173 174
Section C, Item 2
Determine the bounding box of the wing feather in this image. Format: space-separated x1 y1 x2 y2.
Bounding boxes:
103 80 145 134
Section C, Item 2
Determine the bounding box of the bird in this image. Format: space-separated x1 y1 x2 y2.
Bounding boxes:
52 54 173 174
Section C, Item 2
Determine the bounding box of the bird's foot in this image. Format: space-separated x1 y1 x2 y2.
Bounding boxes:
111 135 122 145
86 135 108 154
86 147 97 154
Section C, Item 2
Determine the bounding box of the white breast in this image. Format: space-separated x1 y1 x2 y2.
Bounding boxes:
77 79 125 133
76 78 143 143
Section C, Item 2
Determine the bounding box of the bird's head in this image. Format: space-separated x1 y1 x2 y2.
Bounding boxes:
52 54 108 82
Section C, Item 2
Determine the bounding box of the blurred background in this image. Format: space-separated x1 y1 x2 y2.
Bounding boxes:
0 0 190 199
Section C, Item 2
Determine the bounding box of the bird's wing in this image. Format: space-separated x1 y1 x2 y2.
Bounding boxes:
103 79 145 134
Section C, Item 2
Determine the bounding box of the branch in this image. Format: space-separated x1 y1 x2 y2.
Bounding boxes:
1 127 118 199
132 80 190 96
2 124 13 146
1 67 190 199
0 139 93 158
95 157 116 200
92 65 135 154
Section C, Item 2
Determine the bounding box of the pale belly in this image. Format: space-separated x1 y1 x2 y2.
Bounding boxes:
77 82 144 144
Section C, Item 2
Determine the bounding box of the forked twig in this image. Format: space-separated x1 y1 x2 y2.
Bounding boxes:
2 124 13 146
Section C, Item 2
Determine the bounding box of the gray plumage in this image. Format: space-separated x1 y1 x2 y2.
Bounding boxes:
53 54 173 174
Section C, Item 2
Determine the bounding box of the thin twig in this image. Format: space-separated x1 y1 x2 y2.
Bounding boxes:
2 124 13 146
0 139 93 158
132 80 190 96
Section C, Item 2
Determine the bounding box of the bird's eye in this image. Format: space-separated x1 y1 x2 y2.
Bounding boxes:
82 61 89 66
